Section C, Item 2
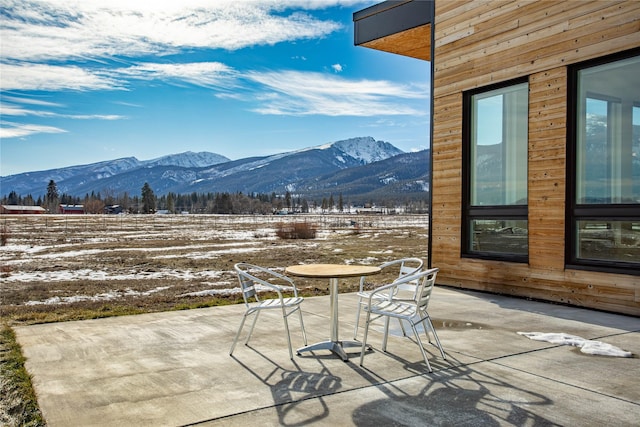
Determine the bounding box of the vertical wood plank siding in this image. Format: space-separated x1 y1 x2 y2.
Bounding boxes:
431 0 640 315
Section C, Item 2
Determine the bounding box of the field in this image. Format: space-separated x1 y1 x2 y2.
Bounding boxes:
1 214 428 325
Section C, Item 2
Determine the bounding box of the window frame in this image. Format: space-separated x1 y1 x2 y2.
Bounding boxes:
462 77 529 263
566 48 640 275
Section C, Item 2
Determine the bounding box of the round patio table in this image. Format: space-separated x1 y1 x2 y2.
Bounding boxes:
285 263 381 361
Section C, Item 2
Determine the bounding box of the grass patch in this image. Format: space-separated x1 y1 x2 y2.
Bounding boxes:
0 324 45 426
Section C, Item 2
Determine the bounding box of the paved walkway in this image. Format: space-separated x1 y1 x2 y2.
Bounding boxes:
15 287 640 426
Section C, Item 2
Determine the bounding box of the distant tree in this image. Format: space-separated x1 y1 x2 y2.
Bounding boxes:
285 191 292 210
118 191 130 212
131 195 140 213
141 182 156 214
6 191 19 205
166 193 175 213
338 193 344 212
45 179 59 212
84 197 105 214
102 188 116 206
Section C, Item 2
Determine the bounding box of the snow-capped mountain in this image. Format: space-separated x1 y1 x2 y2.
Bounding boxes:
1 137 419 199
144 152 229 168
1 152 230 196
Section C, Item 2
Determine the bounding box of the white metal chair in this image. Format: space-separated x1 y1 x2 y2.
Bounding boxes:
359 268 445 372
230 263 307 360
353 257 424 340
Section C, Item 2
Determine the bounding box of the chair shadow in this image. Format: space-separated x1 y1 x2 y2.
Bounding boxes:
353 353 561 426
231 347 342 427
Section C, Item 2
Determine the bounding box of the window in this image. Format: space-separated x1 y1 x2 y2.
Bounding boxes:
568 50 640 273
463 79 529 261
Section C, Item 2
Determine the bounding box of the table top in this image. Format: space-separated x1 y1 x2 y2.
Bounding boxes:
285 263 381 279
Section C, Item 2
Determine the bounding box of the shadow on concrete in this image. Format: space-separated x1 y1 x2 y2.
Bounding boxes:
353 355 560 426
231 347 342 426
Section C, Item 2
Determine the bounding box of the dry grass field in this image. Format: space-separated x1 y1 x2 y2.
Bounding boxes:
1 214 428 325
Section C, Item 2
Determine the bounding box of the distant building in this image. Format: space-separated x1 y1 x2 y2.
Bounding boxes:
0 205 46 215
59 205 85 214
104 205 123 215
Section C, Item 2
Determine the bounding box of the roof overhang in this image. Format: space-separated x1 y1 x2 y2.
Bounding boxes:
353 0 433 61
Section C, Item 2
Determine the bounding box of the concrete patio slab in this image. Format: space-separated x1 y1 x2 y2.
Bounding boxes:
14 286 640 426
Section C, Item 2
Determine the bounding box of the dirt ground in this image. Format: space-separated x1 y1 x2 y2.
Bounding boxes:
1 214 429 325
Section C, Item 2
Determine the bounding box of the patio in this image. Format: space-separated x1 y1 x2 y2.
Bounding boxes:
14 286 640 426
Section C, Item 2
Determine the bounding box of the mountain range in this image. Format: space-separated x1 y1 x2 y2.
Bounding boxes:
1 137 430 203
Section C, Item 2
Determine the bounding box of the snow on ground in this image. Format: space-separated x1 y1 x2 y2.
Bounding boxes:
1 214 429 307
24 286 172 306
178 283 293 297
518 332 632 357
4 268 217 283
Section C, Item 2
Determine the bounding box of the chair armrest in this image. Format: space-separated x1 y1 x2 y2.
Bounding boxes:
366 282 399 304
239 264 299 298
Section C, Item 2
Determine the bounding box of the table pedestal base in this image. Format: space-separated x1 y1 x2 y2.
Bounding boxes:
297 340 370 362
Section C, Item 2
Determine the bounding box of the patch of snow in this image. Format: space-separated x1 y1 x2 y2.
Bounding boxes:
5 268 212 283
517 332 632 357
179 283 293 297
344 257 377 265
25 286 171 305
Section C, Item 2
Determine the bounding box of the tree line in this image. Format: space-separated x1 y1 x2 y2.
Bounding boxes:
1 180 429 214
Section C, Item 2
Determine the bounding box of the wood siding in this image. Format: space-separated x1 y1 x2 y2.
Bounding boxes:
431 0 640 315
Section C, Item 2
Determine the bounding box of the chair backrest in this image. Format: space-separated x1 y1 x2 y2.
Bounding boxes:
359 258 424 292
382 258 424 297
234 262 296 306
379 257 424 280
235 263 262 305
413 268 439 310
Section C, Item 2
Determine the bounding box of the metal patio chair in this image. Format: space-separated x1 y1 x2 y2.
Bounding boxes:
359 268 445 372
353 257 424 340
230 263 307 360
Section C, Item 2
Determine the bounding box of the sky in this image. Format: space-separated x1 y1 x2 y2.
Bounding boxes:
0 0 431 177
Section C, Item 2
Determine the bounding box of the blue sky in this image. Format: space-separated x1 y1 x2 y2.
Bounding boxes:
0 0 430 177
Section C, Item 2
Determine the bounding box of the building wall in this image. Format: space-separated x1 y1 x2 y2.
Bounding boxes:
431 0 640 315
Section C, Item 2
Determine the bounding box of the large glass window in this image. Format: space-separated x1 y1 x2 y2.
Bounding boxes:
569 50 640 273
463 79 529 260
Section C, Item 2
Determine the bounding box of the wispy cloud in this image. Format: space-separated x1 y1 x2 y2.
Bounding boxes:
1 96 63 107
0 0 347 62
1 102 124 120
0 121 67 138
245 70 429 116
0 63 120 91
115 62 238 90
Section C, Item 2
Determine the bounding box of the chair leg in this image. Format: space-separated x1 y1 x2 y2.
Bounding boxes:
353 299 363 339
410 323 433 373
245 310 260 345
425 317 446 360
359 310 372 366
398 318 408 337
230 313 248 355
281 307 294 360
297 307 307 346
382 316 391 352
420 318 432 343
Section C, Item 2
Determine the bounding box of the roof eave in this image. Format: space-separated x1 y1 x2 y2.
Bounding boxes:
353 0 433 61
